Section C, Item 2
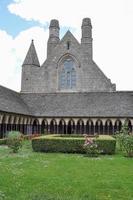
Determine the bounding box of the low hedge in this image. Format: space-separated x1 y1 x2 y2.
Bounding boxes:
94 135 116 154
0 138 7 145
32 134 116 154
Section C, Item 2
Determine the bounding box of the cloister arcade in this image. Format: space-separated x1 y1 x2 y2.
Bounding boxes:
0 113 133 138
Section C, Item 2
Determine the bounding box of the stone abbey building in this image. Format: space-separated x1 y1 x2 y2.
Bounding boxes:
0 18 133 137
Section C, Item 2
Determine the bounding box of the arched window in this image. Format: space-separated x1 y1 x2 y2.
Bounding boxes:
59 58 76 89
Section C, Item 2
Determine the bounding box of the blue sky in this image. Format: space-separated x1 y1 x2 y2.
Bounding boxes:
0 0 45 37
0 0 133 91
0 0 73 37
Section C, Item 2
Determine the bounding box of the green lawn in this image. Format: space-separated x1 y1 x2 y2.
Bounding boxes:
0 141 133 200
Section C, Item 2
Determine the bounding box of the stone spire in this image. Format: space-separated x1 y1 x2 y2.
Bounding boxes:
22 40 40 67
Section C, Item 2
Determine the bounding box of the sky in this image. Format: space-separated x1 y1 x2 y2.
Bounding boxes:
0 0 133 91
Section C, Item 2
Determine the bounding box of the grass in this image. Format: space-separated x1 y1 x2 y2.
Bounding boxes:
0 141 133 200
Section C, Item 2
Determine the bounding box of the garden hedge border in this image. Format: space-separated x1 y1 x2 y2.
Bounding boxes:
32 135 116 154
0 138 7 145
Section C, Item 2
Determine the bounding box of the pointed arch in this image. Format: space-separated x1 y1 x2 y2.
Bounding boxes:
59 119 66 134
105 119 113 135
125 119 132 133
77 119 84 134
86 119 94 135
114 119 122 133
32 119 39 134
50 119 57 134
67 119 75 134
41 119 48 134
95 119 103 134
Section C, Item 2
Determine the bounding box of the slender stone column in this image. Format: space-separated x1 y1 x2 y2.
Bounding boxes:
56 119 60 134
83 119 88 134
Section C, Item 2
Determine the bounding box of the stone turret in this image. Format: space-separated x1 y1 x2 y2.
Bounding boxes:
21 40 40 92
81 18 93 59
47 19 60 58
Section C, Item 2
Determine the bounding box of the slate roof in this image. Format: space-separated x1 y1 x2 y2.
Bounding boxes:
0 86 31 115
0 85 133 117
20 92 133 118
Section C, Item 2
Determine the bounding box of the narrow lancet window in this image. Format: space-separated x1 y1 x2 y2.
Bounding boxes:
67 41 70 50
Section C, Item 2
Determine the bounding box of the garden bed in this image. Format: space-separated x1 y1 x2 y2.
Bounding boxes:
32 134 116 154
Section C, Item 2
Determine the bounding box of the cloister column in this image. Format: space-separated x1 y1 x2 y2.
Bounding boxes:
56 119 60 134
10 116 15 132
38 118 43 134
102 119 106 134
26 118 32 135
121 119 126 126
93 119 97 134
65 119 69 134
47 119 51 134
5 116 9 134
73 119 78 134
131 119 133 133
15 117 19 131
112 120 115 134
83 119 88 134
23 118 27 134
19 118 24 134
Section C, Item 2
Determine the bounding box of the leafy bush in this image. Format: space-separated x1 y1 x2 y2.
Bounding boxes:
7 131 23 153
122 135 133 157
0 138 7 145
32 134 116 154
116 122 133 157
116 122 130 151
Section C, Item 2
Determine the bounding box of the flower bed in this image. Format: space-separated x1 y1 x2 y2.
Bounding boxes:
32 134 116 154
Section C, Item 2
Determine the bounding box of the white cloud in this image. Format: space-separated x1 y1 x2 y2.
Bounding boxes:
0 0 133 91
0 27 48 91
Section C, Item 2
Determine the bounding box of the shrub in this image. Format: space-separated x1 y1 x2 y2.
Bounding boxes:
32 135 84 153
0 138 7 145
116 122 130 151
7 131 23 153
32 134 116 154
83 135 99 157
122 135 133 157
84 139 99 157
116 122 133 157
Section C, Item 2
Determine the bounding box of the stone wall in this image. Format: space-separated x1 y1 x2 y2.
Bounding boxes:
21 18 116 93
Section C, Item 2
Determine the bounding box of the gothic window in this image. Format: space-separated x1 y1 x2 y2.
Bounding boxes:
59 58 76 89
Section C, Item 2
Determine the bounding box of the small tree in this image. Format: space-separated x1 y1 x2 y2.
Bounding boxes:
116 122 129 151
7 131 23 153
116 122 133 157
